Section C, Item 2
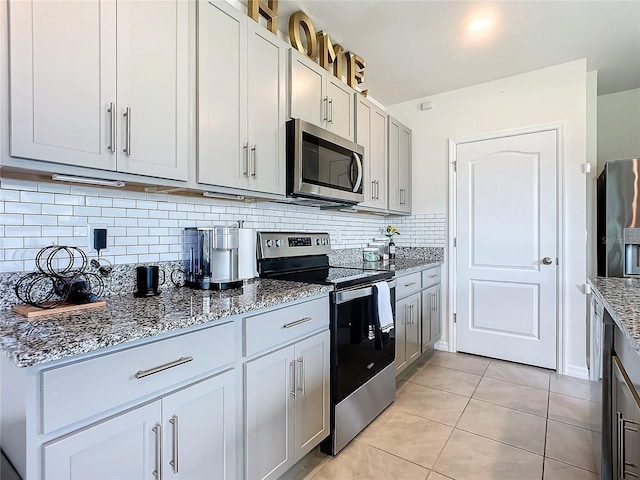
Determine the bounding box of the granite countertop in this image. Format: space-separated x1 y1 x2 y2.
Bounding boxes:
332 258 441 276
588 276 640 353
0 279 332 368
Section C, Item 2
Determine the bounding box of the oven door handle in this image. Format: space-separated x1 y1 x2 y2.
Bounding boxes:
332 279 396 305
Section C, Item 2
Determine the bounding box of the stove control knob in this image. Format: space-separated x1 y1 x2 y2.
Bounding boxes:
275 239 283 247
316 238 321 246
266 239 275 248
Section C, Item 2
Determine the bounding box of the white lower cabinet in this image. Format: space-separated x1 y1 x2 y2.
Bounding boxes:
44 401 159 479
395 293 421 375
43 370 236 480
421 285 441 350
245 330 330 480
161 371 236 480
395 266 442 376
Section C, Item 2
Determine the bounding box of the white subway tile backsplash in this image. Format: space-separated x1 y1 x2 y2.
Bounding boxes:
114 218 137 227
114 237 139 246
126 245 148 255
0 214 23 225
0 179 446 273
138 254 160 263
113 198 136 208
0 238 23 249
54 194 85 206
24 215 56 226
127 209 149 219
20 191 55 204
0 178 37 191
5 202 40 214
136 200 157 210
125 191 148 200
58 215 87 227
0 260 24 272
5 226 41 237
42 204 73 216
73 206 101 217
70 186 100 196
86 196 113 207
38 183 71 194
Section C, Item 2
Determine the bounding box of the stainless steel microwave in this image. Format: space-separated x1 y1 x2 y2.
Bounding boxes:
286 119 364 206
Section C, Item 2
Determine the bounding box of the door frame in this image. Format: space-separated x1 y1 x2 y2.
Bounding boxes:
447 122 566 373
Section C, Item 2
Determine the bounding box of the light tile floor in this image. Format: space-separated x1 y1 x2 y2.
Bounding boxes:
295 351 602 480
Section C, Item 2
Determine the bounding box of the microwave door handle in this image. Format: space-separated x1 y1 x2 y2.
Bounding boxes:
352 152 363 193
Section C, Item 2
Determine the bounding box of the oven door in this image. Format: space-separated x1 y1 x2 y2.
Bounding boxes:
287 119 364 205
331 279 396 403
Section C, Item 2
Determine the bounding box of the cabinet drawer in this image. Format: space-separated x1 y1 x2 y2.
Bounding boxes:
422 266 441 289
41 322 235 434
396 272 422 299
244 297 329 357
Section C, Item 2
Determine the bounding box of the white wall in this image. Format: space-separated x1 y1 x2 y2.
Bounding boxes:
387 60 589 377
597 88 640 171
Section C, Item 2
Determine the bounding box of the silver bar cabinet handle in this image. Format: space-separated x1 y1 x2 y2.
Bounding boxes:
618 411 624 477
152 424 162 479
107 102 116 152
169 415 179 473
404 282 417 287
323 96 328 122
289 360 296 397
251 145 257 177
328 98 333 123
135 356 193 379
297 357 305 394
283 317 312 329
123 107 131 156
243 143 249 176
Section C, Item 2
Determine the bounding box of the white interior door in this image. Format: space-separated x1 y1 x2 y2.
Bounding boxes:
456 129 558 369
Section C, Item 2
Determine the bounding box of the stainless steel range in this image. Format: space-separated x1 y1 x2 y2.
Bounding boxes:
257 232 396 455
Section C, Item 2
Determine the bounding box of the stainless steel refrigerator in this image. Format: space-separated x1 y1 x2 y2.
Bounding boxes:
597 157 640 277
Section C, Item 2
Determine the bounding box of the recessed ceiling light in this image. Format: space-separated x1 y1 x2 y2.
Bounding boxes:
469 18 491 32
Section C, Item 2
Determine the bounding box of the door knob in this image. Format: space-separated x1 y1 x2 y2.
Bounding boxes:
542 257 553 265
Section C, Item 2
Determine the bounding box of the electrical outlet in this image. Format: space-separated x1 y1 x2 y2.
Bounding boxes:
88 224 108 253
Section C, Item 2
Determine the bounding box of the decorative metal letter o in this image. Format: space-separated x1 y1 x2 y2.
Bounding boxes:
289 11 317 60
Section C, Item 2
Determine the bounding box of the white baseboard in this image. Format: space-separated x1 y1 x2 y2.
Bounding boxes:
434 339 450 352
563 363 589 379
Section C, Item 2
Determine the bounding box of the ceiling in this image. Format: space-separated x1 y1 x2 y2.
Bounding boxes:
266 0 640 106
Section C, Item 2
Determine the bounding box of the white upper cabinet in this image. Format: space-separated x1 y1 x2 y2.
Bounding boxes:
198 1 286 195
355 94 388 211
115 0 189 180
388 116 412 213
9 0 117 171
289 50 355 142
8 0 190 181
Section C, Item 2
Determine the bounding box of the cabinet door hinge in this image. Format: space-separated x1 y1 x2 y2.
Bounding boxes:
452 161 457 172
453 237 457 248
453 313 457 323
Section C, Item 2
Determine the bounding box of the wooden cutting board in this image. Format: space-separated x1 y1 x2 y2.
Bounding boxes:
13 300 107 318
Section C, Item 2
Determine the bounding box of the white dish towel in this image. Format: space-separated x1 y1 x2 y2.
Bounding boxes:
374 281 394 333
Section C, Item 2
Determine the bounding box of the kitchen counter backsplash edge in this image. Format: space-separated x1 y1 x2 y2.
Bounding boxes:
0 260 186 311
329 246 444 264
0 247 445 310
